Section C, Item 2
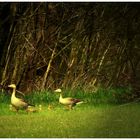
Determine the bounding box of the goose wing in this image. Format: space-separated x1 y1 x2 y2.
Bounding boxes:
64 97 81 102
18 98 35 107
70 98 81 103
65 97 81 104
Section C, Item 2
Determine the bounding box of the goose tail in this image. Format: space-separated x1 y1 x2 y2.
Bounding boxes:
76 101 86 105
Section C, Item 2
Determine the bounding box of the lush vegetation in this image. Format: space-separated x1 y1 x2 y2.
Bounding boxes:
0 3 139 97
26 86 135 105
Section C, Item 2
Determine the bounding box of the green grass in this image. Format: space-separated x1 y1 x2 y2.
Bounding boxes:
0 87 138 138
22 86 133 106
0 103 140 138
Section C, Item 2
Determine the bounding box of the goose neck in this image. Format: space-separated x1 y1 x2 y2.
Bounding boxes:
59 93 63 99
12 88 16 97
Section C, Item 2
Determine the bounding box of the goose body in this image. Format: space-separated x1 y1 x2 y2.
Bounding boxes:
8 84 32 111
59 94 81 105
55 89 83 109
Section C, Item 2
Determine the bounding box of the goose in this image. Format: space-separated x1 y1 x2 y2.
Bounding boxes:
26 106 37 113
54 89 83 109
38 104 42 111
8 84 34 112
48 104 53 110
9 104 17 112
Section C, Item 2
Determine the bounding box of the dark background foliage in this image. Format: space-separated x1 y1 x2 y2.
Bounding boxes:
0 2 139 97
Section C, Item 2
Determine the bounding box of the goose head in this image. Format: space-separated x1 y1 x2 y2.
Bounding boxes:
54 88 62 93
8 84 16 89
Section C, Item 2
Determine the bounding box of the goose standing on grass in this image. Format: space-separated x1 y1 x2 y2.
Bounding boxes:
54 89 83 110
8 84 35 112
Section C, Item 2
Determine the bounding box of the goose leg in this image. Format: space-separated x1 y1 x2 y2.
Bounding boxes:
15 107 19 112
64 105 69 110
69 104 73 110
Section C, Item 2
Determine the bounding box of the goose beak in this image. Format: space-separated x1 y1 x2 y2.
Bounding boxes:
8 85 12 88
